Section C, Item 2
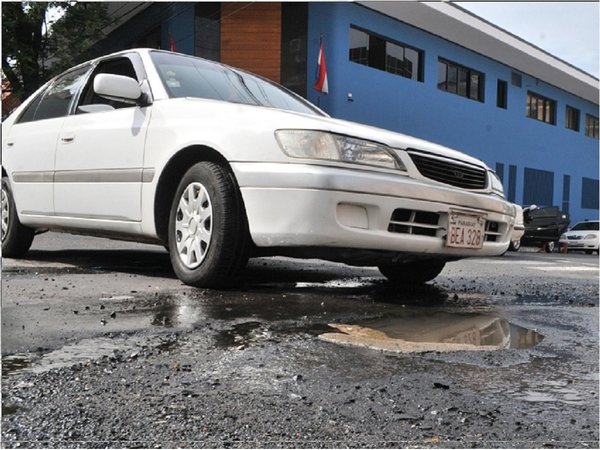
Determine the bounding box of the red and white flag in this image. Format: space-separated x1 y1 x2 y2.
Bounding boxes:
314 38 329 94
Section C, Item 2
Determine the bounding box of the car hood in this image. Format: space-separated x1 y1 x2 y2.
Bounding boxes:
177 97 489 169
563 229 599 237
300 114 487 168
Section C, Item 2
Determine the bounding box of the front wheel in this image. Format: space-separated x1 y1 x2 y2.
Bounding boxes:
509 239 521 251
2 178 35 258
167 162 249 288
378 260 446 285
544 241 555 253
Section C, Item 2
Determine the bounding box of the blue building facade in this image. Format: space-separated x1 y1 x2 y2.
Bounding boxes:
306 2 599 224
95 1 599 224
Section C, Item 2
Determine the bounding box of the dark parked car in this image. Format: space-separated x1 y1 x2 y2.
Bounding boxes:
520 205 570 252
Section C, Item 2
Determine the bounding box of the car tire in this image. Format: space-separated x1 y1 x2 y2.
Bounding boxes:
509 240 521 251
544 241 555 253
1 177 35 258
378 260 446 285
167 162 249 288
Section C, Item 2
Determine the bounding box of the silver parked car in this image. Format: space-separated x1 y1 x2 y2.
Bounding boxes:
1 49 517 287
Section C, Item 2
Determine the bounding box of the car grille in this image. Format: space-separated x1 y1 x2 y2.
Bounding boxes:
388 209 441 237
408 150 488 190
388 208 503 242
485 221 501 242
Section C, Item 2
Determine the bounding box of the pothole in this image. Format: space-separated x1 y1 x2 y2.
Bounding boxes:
319 312 543 353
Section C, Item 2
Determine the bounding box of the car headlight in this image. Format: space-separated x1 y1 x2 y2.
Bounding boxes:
275 130 405 170
489 171 505 198
560 234 567 240
584 234 596 240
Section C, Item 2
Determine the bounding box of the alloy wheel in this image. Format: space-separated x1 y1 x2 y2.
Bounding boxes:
174 182 213 269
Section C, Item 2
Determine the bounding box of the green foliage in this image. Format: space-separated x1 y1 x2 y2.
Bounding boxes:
2 2 109 101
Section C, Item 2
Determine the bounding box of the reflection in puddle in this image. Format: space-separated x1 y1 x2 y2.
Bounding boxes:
319 313 543 353
295 278 378 289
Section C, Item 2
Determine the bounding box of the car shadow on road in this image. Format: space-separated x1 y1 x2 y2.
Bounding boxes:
5 249 174 277
5 250 450 305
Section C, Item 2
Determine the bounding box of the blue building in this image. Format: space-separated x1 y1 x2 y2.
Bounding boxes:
95 1 599 224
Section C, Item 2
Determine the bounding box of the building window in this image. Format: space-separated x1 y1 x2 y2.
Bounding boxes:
523 168 554 206
565 106 580 132
437 59 484 102
581 177 599 209
496 80 507 109
585 114 599 139
562 174 570 213
511 72 522 87
349 26 423 82
526 92 556 125
495 162 505 183
508 165 517 203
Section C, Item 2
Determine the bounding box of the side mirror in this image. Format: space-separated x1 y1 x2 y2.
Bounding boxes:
93 73 142 103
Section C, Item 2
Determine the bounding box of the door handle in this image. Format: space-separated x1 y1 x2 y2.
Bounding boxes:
60 136 75 143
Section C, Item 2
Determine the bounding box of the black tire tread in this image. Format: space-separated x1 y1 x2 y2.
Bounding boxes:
168 162 249 288
1 178 35 258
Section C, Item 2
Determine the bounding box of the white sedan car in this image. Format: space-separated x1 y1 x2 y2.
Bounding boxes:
559 220 599 254
1 49 516 287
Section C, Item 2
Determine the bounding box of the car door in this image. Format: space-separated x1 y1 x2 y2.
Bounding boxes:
3 66 91 219
54 54 151 223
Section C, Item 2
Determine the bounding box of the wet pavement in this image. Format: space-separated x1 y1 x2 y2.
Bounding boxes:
1 232 598 448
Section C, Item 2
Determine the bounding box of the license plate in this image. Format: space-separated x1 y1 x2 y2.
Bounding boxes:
447 211 486 249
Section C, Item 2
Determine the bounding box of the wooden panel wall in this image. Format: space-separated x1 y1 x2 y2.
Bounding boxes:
221 2 281 82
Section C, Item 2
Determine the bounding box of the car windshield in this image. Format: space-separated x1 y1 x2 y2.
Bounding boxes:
150 51 323 116
571 221 599 231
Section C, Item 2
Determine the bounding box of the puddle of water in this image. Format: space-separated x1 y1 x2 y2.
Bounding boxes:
214 321 270 349
514 380 588 405
319 313 543 353
2 336 152 378
28 337 141 374
2 353 34 378
295 278 378 289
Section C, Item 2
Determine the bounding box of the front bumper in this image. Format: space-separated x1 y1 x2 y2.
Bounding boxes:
559 238 599 250
232 162 515 258
511 225 525 242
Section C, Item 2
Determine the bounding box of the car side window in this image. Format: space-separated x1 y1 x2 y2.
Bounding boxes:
17 65 90 123
16 92 44 124
77 57 140 112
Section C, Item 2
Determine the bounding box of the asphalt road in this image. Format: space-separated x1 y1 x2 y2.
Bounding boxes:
1 232 599 448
